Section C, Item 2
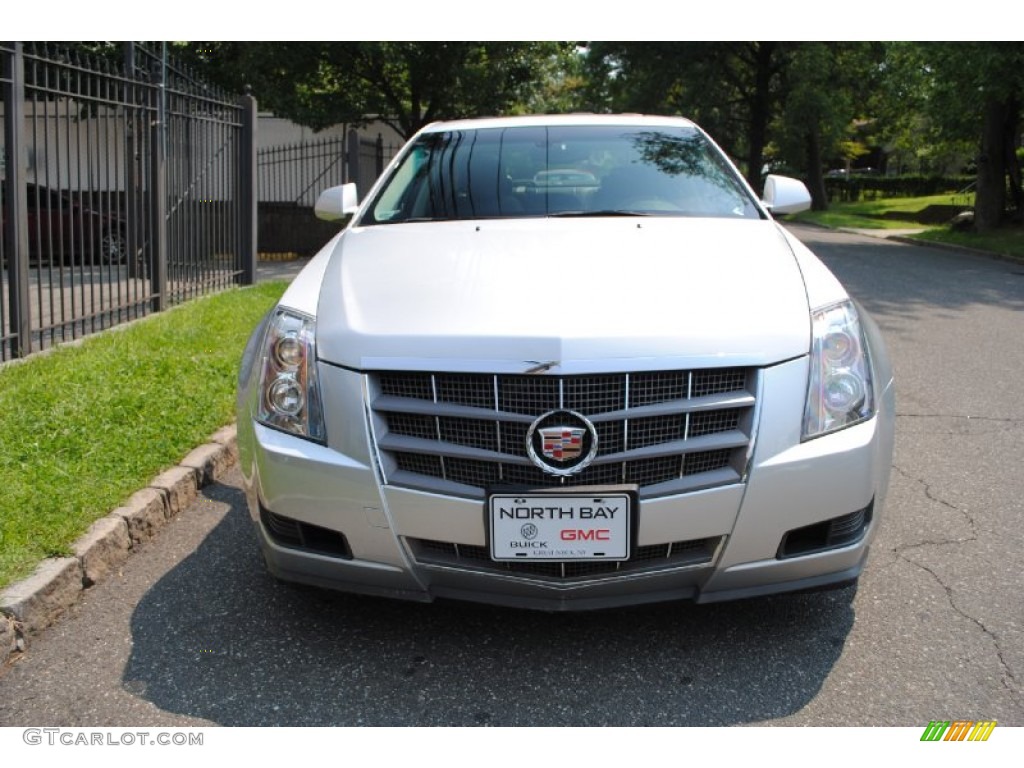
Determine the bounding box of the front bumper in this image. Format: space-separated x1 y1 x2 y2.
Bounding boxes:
239 355 895 611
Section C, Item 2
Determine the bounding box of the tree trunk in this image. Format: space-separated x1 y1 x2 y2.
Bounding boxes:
1004 96 1022 219
745 43 776 195
805 127 829 211
975 97 1008 232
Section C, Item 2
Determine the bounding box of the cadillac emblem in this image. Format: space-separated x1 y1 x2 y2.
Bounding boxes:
526 410 599 476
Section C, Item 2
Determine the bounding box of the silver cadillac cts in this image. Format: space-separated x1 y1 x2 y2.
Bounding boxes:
237 114 895 611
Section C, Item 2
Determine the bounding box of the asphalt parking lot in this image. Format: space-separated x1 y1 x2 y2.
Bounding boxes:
0 228 1021 726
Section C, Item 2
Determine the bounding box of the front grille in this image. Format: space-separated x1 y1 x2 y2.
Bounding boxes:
371 369 756 498
409 536 721 581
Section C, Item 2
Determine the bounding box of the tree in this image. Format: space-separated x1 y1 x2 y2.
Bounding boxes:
512 44 590 115
921 43 1024 231
180 42 570 139
585 42 790 192
774 43 884 210
937 43 1024 230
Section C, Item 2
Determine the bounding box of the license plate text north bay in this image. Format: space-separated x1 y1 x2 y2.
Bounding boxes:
488 494 631 561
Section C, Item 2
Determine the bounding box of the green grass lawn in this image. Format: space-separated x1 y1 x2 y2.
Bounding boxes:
911 226 1024 258
789 210 911 230
790 193 973 229
789 194 1024 259
0 282 287 589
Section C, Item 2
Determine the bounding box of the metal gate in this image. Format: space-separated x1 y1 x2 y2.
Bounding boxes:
256 130 396 256
1 42 256 361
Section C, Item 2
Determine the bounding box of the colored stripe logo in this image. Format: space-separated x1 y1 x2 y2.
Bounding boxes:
921 720 997 741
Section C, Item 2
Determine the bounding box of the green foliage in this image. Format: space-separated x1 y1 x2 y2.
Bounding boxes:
585 42 889 201
0 282 286 589
511 45 590 116
778 45 888 208
586 42 790 187
922 43 1024 142
173 40 1020 226
181 42 572 138
879 43 1024 229
825 175 975 201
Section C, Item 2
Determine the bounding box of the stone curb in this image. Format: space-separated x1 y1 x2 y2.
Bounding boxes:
0 427 239 667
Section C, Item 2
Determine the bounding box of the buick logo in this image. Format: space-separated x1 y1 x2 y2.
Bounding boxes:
526 410 598 476
520 523 539 540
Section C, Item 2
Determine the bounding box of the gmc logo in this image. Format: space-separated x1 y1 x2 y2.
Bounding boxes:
560 529 611 541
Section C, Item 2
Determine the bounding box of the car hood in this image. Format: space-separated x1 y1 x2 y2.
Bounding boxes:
315 217 814 373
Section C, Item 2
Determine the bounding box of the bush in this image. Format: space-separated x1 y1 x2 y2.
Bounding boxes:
825 175 975 202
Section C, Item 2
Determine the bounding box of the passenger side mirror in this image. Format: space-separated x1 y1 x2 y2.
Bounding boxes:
762 175 811 215
314 183 360 221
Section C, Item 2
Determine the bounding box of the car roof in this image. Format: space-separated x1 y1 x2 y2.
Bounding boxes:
418 114 699 134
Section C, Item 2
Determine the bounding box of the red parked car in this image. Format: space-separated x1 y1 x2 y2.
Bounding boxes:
2 183 128 266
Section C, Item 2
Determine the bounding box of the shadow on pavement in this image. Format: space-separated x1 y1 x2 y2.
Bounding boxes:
788 225 1024 319
123 479 855 726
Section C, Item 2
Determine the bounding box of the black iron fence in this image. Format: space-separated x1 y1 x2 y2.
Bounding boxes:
256 130 396 255
259 135 346 207
1 42 256 361
258 130 396 205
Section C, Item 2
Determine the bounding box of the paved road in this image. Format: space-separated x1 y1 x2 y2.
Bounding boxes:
1 228 1021 726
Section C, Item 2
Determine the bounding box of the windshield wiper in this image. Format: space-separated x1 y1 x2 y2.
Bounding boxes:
546 209 654 218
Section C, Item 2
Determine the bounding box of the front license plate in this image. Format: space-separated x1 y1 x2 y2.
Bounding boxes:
488 492 632 561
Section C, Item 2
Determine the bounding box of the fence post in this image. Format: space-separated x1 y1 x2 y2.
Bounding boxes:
340 123 348 184
375 133 384 178
149 56 167 311
2 42 31 359
123 42 143 284
346 127 360 193
238 90 257 285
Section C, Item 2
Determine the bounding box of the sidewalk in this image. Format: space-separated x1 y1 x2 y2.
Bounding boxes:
0 257 312 667
257 255 312 281
839 227 927 239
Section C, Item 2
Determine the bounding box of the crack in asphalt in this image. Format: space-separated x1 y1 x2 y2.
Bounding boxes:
901 551 1021 707
891 464 971 529
889 463 1021 706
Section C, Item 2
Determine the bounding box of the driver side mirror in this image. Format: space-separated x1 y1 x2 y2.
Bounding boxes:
314 183 360 221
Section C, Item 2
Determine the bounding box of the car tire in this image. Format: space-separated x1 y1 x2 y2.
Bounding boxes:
100 229 129 265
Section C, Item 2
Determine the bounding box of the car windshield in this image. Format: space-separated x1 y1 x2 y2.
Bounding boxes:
361 125 764 224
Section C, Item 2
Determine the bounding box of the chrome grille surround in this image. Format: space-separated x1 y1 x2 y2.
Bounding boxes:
369 368 757 499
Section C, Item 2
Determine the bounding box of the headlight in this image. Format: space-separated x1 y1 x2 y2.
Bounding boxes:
803 300 874 440
256 309 326 442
